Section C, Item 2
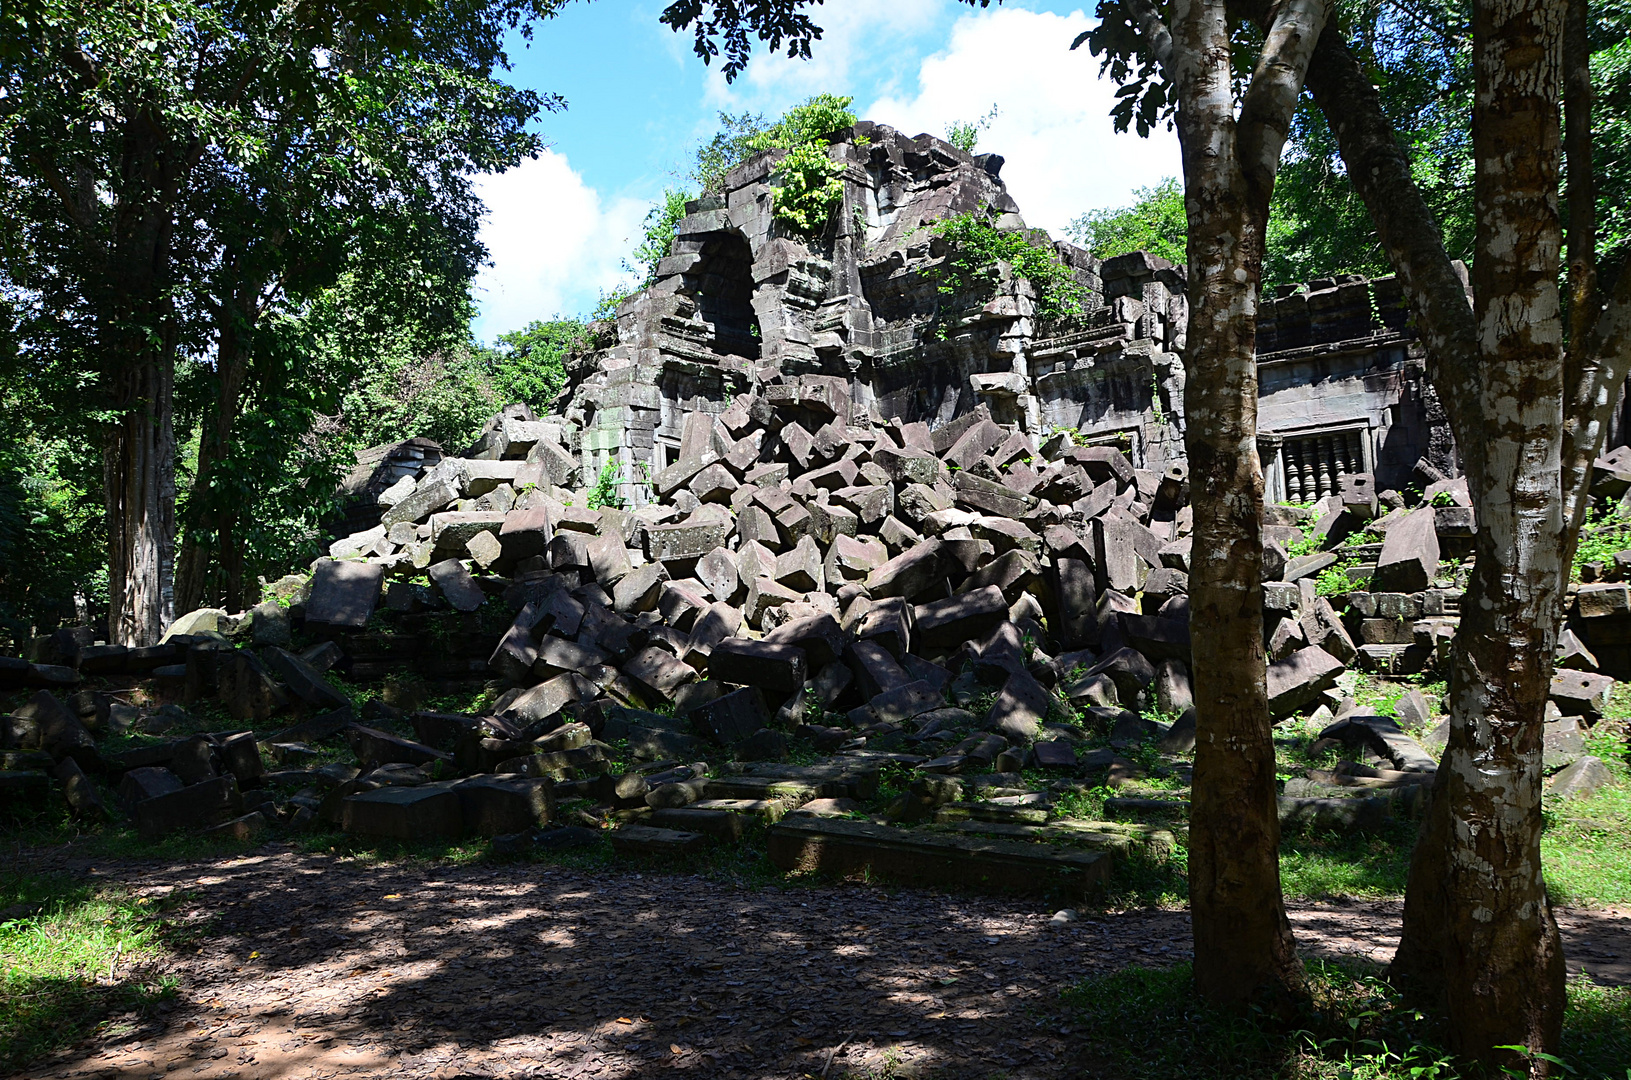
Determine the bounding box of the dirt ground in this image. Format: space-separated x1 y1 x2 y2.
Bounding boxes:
13 844 1631 1080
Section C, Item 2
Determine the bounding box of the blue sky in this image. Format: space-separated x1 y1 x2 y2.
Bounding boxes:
469 0 1182 341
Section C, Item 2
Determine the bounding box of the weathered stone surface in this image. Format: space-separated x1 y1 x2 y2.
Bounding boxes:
766 816 1112 898
135 775 243 838
305 559 385 628
1266 647 1344 717
708 638 806 693
1371 506 1439 593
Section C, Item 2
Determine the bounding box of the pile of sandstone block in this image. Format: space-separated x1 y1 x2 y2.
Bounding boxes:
1 392 1623 885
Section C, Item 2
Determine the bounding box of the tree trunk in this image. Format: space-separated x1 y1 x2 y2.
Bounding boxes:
104 355 177 646
1389 1 1571 1069
1162 0 1327 1007
176 292 253 614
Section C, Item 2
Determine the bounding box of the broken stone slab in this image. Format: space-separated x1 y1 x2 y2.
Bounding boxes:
610 824 707 857
1547 755 1614 799
984 669 1052 742
55 756 111 820
502 673 597 727
451 775 554 836
689 686 769 744
1318 714 1438 772
622 647 698 705
766 816 1112 899
341 783 464 840
645 519 732 562
304 559 385 629
346 724 453 770
14 690 98 768
1266 647 1344 718
913 585 1008 651
864 539 946 600
707 638 807 694
427 558 486 612
613 562 669 615
1371 506 1439 593
1576 583 1631 619
135 775 243 838
262 647 350 711
1278 795 1393 834
1549 669 1615 717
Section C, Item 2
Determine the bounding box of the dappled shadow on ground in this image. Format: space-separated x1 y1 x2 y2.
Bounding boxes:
11 846 1630 1080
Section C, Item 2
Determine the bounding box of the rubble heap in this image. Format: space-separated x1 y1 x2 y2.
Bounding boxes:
3 394 1624 884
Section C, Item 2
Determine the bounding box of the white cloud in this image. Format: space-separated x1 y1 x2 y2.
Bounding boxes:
471 150 651 340
702 0 948 113
867 7 1182 237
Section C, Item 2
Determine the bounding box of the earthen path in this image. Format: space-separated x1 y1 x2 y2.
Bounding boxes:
13 845 1631 1080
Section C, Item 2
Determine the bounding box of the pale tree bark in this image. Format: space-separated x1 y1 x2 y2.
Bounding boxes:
105 355 177 646
1127 0 1329 1007
1298 1 1631 1069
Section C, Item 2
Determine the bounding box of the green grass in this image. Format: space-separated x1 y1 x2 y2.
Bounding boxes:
0 872 182 1074
1062 960 1631 1080
1280 822 1416 901
1542 722 1631 905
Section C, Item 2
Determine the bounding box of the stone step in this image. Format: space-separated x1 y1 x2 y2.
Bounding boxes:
929 818 1178 856
703 776 824 805
765 816 1113 899
933 801 1051 825
650 806 750 841
609 824 706 857
691 797 787 821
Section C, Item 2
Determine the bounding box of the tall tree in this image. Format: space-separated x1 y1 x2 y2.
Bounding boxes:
0 0 560 641
1080 0 1329 1008
1289 0 1631 1068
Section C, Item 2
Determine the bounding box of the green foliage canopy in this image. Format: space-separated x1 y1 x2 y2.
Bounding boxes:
1068 177 1187 265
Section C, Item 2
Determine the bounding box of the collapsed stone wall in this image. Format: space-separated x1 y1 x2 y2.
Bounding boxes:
548 120 1452 512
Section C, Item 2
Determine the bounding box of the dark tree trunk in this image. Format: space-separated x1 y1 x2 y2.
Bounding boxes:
176 290 253 614
1139 0 1329 1007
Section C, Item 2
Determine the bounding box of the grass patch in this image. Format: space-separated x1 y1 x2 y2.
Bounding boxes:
1062 959 1631 1079
0 872 182 1075
1543 722 1631 906
1280 821 1417 901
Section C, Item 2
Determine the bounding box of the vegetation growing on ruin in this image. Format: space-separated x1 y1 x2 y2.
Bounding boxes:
930 212 1090 328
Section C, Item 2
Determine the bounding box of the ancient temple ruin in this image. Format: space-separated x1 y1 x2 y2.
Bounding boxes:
551 120 1454 507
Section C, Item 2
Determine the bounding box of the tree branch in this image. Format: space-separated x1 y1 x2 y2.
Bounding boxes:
1300 25 1481 445
1564 0 1598 351
1237 0 1330 199
1562 254 1631 538
1123 0 1174 68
